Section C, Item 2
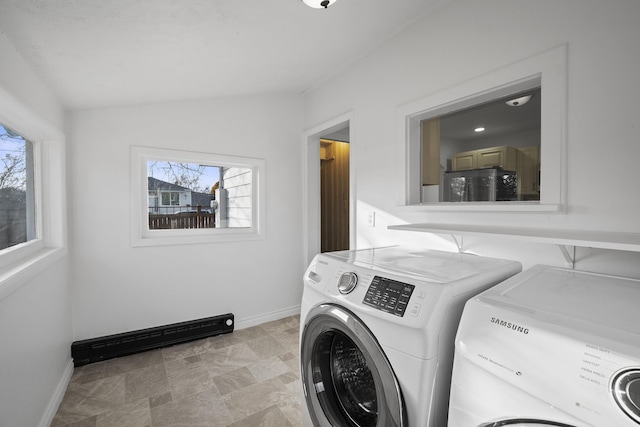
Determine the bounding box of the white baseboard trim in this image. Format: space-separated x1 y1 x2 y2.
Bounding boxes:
39 358 74 427
234 305 301 330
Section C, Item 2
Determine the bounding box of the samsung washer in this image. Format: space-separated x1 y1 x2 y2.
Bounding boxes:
448 265 640 427
299 246 521 427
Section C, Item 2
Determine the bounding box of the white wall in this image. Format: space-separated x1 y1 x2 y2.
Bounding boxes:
303 0 640 275
68 94 305 340
0 33 71 427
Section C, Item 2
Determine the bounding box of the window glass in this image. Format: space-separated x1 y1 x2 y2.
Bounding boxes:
148 161 217 230
0 123 36 250
146 160 252 231
423 87 541 203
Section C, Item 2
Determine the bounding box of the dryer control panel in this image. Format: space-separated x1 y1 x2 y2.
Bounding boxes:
363 276 415 317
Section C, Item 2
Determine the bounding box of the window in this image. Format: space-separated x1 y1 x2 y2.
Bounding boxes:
161 192 180 206
397 44 567 212
0 94 66 301
422 86 541 203
131 146 265 246
0 124 36 250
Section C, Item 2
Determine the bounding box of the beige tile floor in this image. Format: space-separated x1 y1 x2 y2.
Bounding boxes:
52 315 302 427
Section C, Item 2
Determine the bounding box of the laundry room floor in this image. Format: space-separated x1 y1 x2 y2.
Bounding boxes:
51 315 302 427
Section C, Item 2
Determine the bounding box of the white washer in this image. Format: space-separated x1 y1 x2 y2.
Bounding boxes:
449 265 640 427
299 246 521 427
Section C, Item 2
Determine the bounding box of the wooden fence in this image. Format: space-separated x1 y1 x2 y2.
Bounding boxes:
149 212 216 230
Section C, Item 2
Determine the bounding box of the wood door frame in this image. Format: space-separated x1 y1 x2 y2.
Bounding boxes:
302 112 354 268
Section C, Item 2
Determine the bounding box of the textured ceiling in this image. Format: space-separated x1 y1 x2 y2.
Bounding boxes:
0 0 445 110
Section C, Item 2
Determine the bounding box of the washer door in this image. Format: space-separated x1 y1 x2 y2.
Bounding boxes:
300 304 406 427
612 368 640 424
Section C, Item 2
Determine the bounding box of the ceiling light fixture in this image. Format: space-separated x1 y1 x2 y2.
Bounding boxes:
505 94 533 107
302 0 337 8
474 127 486 133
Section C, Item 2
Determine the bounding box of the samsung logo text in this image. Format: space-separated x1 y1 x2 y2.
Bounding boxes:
490 317 529 335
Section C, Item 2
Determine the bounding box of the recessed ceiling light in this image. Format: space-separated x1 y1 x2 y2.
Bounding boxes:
474 127 485 133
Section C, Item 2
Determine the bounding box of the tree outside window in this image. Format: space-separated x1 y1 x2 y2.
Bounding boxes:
147 161 220 230
0 123 35 251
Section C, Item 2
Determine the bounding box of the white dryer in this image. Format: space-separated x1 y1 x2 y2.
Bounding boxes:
448 265 640 427
299 246 521 427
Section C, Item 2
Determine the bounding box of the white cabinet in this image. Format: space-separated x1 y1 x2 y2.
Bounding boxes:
450 145 540 201
452 145 518 171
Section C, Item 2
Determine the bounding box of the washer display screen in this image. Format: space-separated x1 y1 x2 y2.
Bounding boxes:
363 276 415 317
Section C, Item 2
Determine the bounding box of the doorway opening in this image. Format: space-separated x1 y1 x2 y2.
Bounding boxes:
303 113 352 265
320 137 349 252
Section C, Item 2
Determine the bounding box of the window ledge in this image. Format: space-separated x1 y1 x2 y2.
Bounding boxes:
0 247 66 302
132 228 264 247
398 202 562 213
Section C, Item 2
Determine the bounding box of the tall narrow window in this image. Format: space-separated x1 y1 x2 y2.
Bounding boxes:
0 123 36 251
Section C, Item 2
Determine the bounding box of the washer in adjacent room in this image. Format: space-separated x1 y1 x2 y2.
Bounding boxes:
448 265 640 427
299 246 521 427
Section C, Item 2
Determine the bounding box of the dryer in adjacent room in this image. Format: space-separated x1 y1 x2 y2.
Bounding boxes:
299 246 521 427
448 265 640 427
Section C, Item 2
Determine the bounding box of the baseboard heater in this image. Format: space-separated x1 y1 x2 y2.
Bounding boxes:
71 313 234 367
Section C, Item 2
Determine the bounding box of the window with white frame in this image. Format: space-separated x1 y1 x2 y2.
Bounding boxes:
0 123 36 251
397 44 567 212
131 146 265 246
0 95 66 301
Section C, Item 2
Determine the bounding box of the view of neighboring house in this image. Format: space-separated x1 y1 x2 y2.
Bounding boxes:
147 177 213 215
190 191 215 214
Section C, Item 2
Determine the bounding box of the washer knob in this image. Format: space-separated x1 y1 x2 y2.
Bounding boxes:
338 272 358 294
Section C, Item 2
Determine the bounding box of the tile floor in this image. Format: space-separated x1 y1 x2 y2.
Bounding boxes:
52 315 303 427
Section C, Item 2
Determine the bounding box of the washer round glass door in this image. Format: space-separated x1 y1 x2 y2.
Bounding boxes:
612 368 640 424
300 304 406 427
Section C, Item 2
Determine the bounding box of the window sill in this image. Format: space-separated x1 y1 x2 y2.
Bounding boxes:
398 202 562 213
0 247 67 302
132 228 264 247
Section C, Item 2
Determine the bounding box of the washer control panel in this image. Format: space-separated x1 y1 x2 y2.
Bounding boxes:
363 276 415 317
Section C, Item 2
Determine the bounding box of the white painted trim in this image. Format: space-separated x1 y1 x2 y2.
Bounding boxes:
234 305 301 330
396 202 562 213
38 358 74 427
130 146 266 247
0 87 67 301
396 44 568 211
0 247 66 301
302 111 354 268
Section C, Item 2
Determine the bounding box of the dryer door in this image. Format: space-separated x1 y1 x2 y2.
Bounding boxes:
300 304 406 427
